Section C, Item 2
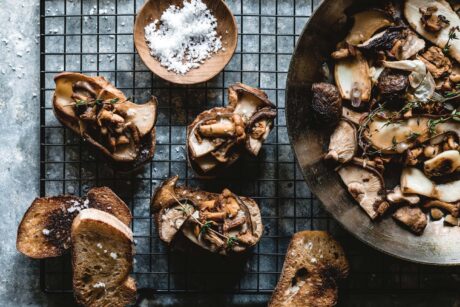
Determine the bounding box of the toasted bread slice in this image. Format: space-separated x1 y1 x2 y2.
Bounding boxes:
151 176 263 255
269 231 349 307
17 187 131 259
71 208 135 307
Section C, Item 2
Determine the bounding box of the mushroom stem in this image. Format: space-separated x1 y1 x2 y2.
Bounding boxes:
423 200 460 217
199 121 235 137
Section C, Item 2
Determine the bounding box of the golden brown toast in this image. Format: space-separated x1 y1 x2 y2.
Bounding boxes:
17 187 132 259
269 231 349 307
71 208 135 307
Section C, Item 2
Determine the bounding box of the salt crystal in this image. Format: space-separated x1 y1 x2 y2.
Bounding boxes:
93 282 105 288
42 229 51 235
144 0 222 74
110 252 117 259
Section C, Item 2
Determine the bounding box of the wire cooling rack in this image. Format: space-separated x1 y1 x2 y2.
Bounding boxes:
40 0 460 301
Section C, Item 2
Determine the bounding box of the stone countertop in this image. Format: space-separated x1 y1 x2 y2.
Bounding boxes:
1 0 460 306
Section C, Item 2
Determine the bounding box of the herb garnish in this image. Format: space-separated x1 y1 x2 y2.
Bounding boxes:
226 236 239 248
200 221 213 234
443 26 460 55
110 98 120 104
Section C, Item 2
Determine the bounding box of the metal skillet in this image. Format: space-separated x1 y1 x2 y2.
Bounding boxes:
285 0 460 265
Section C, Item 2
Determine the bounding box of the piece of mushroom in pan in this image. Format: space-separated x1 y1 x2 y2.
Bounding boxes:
313 0 460 234
53 72 157 172
187 83 276 175
151 176 263 255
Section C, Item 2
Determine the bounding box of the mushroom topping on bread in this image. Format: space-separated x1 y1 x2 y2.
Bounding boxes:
151 176 263 255
187 83 276 175
53 72 157 172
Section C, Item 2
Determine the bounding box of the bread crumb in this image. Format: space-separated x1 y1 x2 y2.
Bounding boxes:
93 282 106 288
110 252 118 259
42 229 51 235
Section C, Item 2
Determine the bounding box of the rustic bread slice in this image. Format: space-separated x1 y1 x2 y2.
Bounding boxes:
269 231 349 307
71 208 135 307
17 187 131 259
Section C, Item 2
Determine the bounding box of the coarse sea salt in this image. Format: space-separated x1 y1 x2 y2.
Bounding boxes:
144 0 222 74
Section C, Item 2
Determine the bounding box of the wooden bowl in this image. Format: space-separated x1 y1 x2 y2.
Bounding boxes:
134 0 238 85
286 0 460 265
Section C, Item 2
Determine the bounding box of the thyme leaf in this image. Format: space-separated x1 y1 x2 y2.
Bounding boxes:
226 236 239 248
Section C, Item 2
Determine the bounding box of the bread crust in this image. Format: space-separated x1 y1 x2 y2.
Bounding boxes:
71 209 134 307
16 187 131 259
268 231 349 307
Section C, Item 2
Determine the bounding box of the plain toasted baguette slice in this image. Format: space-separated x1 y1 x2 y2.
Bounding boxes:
71 208 135 307
17 187 131 259
269 231 349 307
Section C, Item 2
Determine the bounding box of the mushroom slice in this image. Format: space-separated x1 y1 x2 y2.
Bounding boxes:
424 150 460 177
342 106 366 125
346 10 394 46
338 163 389 220
53 72 157 172
397 30 426 60
387 186 420 205
364 116 460 154
228 83 276 123
392 206 427 235
325 120 357 163
404 0 460 62
151 176 263 255
334 51 372 104
245 107 277 156
401 167 460 202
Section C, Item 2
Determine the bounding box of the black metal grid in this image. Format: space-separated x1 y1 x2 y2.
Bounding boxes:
39 0 460 299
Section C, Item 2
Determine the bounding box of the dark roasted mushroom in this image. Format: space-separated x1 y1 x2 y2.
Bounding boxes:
311 83 342 125
53 72 157 172
419 6 450 33
377 69 409 97
358 27 404 52
151 176 263 255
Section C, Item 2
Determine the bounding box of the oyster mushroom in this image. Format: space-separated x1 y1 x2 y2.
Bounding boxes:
392 206 427 235
338 162 389 220
404 0 460 62
325 120 357 163
151 176 263 255
387 186 420 205
53 72 157 172
346 10 394 46
334 51 372 105
187 84 276 175
364 116 460 154
401 167 460 202
396 30 426 60
311 83 343 125
424 150 460 176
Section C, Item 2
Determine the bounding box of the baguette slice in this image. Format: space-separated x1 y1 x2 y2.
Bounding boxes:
269 231 349 307
17 187 131 259
71 208 135 307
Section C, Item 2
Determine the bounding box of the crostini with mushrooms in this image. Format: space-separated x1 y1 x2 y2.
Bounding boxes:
187 83 276 175
151 176 263 255
53 72 157 172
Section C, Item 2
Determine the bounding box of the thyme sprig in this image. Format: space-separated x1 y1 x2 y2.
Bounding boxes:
366 109 460 156
443 26 460 55
169 193 239 249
